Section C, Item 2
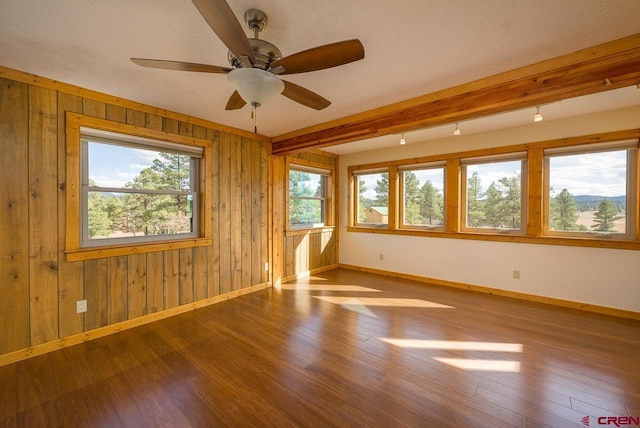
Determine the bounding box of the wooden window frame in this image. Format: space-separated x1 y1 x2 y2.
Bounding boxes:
349 166 391 228
285 157 336 235
543 140 638 240
347 129 640 251
65 113 213 261
398 162 447 231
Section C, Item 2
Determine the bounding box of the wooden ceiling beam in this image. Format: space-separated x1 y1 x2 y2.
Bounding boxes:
272 33 640 155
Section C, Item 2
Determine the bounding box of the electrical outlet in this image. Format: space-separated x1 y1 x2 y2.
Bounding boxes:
379 254 384 261
76 300 87 313
513 270 520 279
264 262 269 271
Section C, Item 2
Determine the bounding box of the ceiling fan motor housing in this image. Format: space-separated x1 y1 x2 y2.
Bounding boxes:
227 39 282 71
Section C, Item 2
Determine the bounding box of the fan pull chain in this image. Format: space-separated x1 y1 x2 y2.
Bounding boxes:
251 103 257 133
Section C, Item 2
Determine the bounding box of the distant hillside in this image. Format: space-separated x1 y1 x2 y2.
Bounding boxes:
573 195 626 203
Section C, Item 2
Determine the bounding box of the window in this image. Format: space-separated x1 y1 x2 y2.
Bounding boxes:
544 140 637 239
289 166 329 228
65 113 212 261
400 163 445 229
354 169 389 226
461 153 526 233
81 132 201 246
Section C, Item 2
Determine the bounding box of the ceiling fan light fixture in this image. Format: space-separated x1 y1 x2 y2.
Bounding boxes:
227 68 284 107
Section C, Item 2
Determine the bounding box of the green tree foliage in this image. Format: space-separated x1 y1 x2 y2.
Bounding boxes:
550 188 579 231
374 173 389 206
497 175 521 229
466 172 485 227
289 170 323 225
358 177 368 222
483 182 505 227
403 172 422 224
419 181 443 225
87 153 194 239
591 199 622 232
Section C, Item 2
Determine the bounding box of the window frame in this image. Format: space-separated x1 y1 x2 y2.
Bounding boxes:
285 157 336 233
460 152 528 235
65 113 213 261
346 129 640 251
543 140 638 240
398 162 446 231
351 167 391 228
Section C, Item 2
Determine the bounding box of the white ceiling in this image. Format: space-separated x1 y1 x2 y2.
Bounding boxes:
1 0 639 153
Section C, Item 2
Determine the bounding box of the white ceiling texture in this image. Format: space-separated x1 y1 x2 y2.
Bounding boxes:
1 0 639 154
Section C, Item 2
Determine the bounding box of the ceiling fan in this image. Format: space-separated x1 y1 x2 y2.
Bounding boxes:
131 0 365 113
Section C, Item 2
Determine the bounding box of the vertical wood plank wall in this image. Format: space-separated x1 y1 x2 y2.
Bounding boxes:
275 151 338 282
0 71 270 358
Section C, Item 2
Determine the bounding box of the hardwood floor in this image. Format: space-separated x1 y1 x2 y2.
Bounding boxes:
1 268 639 427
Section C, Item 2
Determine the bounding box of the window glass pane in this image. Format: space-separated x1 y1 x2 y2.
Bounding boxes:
548 150 627 234
88 141 192 191
88 192 194 240
289 170 325 227
465 160 522 230
357 172 389 225
403 168 444 227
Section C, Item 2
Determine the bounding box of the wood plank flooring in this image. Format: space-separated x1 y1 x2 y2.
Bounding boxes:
1 268 639 427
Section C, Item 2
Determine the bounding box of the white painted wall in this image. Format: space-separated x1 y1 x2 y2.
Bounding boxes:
338 106 640 313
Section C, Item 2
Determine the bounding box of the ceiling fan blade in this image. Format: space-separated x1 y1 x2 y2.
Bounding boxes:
282 80 331 110
191 0 255 65
225 90 247 110
131 58 232 73
271 39 364 75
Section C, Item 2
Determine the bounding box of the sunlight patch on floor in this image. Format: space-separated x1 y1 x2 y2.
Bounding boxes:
281 284 382 292
313 296 454 308
433 357 521 372
379 339 523 352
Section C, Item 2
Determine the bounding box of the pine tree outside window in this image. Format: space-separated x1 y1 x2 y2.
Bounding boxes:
353 169 389 227
288 167 329 228
544 140 638 239
460 154 527 234
399 163 445 229
81 132 201 247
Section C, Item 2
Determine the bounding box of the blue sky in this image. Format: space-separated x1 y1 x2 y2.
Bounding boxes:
88 142 158 188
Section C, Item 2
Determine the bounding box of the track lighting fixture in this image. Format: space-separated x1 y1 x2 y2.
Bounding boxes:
533 106 543 122
400 133 406 145
453 123 461 136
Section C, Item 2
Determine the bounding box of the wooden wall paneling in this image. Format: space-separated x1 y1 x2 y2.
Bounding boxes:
82 98 106 118
128 254 148 318
127 109 146 127
28 85 59 346
163 250 180 309
83 259 107 330
284 236 294 278
178 248 194 305
271 155 285 286
251 140 262 285
230 135 243 291
261 141 269 284
57 92 84 338
146 113 163 131
161 118 182 308
146 252 164 314
178 121 195 305
207 129 221 297
106 104 126 123
192 124 209 301
0 78 30 354
218 132 232 294
241 138 252 288
106 256 128 324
